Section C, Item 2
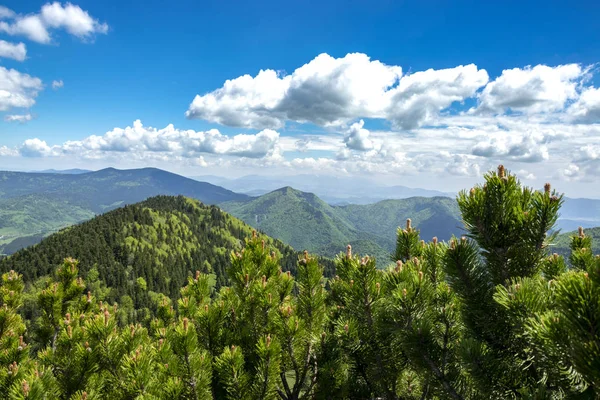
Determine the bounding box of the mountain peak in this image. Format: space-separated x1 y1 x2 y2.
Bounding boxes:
274 186 298 194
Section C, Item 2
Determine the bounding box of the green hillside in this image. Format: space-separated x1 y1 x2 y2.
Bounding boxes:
337 196 462 244
0 168 248 253
551 226 600 257
221 187 463 262
0 194 95 248
0 195 333 314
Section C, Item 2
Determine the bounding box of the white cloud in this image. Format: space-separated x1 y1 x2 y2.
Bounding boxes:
4 113 33 123
0 3 107 44
344 120 374 151
0 67 43 111
0 145 18 156
41 2 108 39
0 14 50 43
17 120 281 160
336 147 351 160
444 153 482 177
476 64 584 114
186 53 488 130
0 6 16 19
195 156 208 167
567 86 600 122
20 138 53 157
517 169 536 180
471 130 550 163
562 164 581 179
574 144 600 162
0 40 26 61
52 79 64 90
387 64 488 129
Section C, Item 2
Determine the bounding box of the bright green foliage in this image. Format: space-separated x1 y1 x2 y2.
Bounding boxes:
325 235 465 399
2 166 600 399
0 196 334 318
442 166 564 398
392 218 423 262
495 226 600 398
553 227 600 258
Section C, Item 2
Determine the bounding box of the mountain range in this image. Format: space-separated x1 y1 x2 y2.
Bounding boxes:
192 174 453 204
1 167 600 262
31 168 92 174
0 168 247 252
220 187 462 261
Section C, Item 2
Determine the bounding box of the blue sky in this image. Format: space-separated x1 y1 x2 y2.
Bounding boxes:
1 0 600 196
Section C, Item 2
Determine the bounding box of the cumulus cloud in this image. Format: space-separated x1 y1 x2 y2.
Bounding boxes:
0 66 43 111
0 14 50 43
52 79 64 90
567 86 600 122
516 169 536 180
4 113 33 123
476 64 584 114
387 64 488 129
186 53 488 130
0 3 108 44
574 144 600 162
471 130 550 163
17 120 281 160
444 153 482 177
0 145 18 156
344 120 374 151
0 6 16 19
562 164 581 179
336 147 352 160
20 138 53 157
0 40 26 61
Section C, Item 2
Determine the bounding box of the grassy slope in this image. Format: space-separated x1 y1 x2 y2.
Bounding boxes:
337 196 462 243
0 194 95 246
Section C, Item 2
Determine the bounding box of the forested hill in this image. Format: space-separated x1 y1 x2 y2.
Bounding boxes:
221 186 462 261
0 195 333 312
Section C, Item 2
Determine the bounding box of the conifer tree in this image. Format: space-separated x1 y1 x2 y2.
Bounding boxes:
444 165 564 397
495 226 600 397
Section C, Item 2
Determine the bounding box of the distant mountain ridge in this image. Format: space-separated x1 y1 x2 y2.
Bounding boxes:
2 167 600 262
31 168 92 174
0 168 248 253
556 198 600 231
192 174 453 204
0 167 247 210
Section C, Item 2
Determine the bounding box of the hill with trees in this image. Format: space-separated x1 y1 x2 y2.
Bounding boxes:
0 195 333 321
1 166 600 399
221 187 462 261
0 168 248 254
